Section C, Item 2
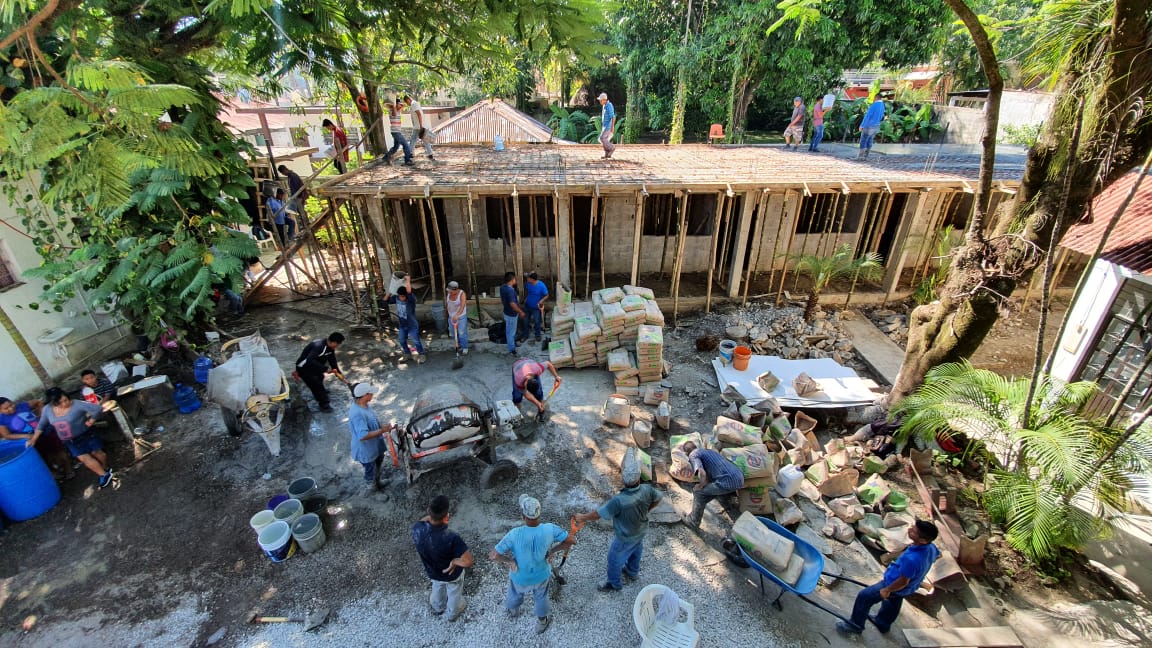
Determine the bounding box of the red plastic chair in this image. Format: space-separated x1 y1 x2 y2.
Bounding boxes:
708 124 725 145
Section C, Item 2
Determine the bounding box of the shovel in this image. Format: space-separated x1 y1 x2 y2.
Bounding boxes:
549 516 584 599
247 607 330 632
451 319 464 370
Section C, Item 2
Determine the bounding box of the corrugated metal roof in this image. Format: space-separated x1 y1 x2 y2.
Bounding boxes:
1061 171 1152 274
430 99 562 144
318 144 1024 196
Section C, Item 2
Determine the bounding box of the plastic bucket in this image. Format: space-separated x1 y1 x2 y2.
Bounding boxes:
431 302 447 333
249 510 277 535
273 497 304 526
291 513 327 553
267 494 289 510
287 477 316 501
0 440 61 521
718 340 737 362
257 520 297 562
302 496 328 516
733 346 752 371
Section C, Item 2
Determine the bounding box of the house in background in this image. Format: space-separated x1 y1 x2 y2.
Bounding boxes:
0 194 131 399
430 99 568 145
1051 171 1152 414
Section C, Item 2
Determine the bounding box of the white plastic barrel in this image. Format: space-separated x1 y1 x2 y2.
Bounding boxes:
775 464 805 498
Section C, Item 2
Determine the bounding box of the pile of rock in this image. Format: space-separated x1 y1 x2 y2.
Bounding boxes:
696 304 861 367
866 308 909 348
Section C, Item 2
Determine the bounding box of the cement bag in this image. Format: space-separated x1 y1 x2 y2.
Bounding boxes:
715 416 763 447
642 384 669 406
733 511 795 571
655 401 671 430
773 497 804 526
669 431 703 482
738 405 767 429
739 478 776 515
721 443 777 480
624 285 655 300
631 419 653 448
765 414 791 442
607 347 631 372
555 282 573 314
594 287 625 303
621 447 653 482
620 295 647 311
793 373 823 397
602 394 631 427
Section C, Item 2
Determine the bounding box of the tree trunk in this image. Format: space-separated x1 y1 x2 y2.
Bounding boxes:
0 306 51 388
670 70 687 145
803 291 820 322
349 43 389 155
726 67 759 144
890 0 1152 402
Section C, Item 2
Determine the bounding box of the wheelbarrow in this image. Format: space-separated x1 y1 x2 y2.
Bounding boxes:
207 331 290 456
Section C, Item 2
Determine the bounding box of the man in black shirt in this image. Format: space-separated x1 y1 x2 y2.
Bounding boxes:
293 332 345 412
412 495 474 621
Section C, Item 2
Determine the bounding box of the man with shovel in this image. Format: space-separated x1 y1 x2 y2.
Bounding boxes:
512 358 561 421
490 494 575 634
574 455 662 593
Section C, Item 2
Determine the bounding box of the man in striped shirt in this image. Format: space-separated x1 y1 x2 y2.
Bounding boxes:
680 442 744 529
384 98 414 167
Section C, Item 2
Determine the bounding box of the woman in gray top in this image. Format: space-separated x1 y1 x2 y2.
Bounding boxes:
32 387 115 489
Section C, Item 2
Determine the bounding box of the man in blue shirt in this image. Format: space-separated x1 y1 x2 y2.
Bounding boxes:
267 188 296 246
522 272 549 342
347 383 394 493
384 274 426 363
681 442 745 529
575 459 663 592
500 272 526 355
412 495 475 621
490 494 575 635
597 92 616 159
837 519 940 635
858 98 887 160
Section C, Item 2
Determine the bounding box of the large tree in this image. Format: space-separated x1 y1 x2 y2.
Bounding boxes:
892 0 1152 401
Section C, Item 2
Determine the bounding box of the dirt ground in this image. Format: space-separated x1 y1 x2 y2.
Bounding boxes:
0 296 1142 648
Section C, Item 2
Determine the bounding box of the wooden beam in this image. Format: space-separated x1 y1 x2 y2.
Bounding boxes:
465 192 481 317
742 190 769 305
512 189 525 298
705 193 725 313
417 198 436 300
631 190 645 286
426 197 447 301
585 195 597 298
671 192 690 325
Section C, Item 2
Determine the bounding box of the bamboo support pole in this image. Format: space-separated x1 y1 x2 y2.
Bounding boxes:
585 196 597 298
512 192 525 298
567 195 577 289
743 190 769 306
705 193 726 313
427 198 447 301
334 200 361 319
529 196 538 274
597 196 606 290
631 192 645 286
764 191 787 297
659 194 674 278
417 198 436 301
671 192 690 325
776 192 800 306
465 193 481 318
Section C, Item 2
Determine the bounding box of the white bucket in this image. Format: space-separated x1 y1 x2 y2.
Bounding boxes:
291 513 327 554
273 498 303 526
718 340 737 363
257 520 297 562
249 510 276 535
775 464 805 498
287 477 316 501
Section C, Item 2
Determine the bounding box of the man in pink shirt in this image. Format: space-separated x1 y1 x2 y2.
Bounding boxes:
809 97 834 152
512 358 561 419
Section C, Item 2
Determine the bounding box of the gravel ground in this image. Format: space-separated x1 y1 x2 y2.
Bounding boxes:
0 299 939 648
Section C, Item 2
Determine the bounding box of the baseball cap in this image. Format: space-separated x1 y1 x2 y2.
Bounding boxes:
448 280 460 289
352 383 377 398
597 92 608 100
518 494 541 519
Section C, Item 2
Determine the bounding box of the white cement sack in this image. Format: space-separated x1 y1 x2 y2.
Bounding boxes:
733 511 796 571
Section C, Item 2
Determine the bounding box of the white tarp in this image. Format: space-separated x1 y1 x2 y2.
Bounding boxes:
712 355 878 409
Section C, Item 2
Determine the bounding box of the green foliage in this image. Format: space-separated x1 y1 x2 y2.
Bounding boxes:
878 102 943 143
999 122 1044 146
547 105 594 141
912 226 957 304
0 1 258 338
792 244 882 320
935 0 1041 91
894 361 1152 563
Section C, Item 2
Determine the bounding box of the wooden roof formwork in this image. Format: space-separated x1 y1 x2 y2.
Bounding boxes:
429 99 563 145
316 144 1022 197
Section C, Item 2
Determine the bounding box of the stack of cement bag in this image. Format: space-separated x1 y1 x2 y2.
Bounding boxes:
548 285 666 378
636 325 664 384
608 347 640 394
570 317 601 368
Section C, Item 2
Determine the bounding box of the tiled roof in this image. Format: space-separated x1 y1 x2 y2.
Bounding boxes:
1061 171 1152 274
318 144 1024 195
430 99 560 144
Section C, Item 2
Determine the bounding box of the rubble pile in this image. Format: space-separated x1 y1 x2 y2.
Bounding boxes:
693 304 861 368
865 308 909 348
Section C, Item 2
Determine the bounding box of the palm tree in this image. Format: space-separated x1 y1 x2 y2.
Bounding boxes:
792 244 882 321
546 106 592 142
893 361 1152 563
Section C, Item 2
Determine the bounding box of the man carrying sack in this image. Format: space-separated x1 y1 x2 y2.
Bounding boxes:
574 455 662 592
680 441 744 530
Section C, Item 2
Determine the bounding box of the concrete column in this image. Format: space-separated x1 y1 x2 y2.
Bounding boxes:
726 190 758 298
556 192 572 287
881 190 930 296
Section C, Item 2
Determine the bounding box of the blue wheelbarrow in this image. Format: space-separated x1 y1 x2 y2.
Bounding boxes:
723 516 871 624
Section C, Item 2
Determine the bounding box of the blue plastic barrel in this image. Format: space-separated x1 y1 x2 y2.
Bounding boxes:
430 302 447 334
194 355 213 384
173 383 201 414
0 440 62 521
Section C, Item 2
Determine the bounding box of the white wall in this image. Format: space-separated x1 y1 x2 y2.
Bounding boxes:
1049 259 1132 382
0 192 130 400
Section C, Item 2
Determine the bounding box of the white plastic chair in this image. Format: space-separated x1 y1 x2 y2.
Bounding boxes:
632 584 700 648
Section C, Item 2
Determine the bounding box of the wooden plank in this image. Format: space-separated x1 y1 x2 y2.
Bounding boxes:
903 627 1023 648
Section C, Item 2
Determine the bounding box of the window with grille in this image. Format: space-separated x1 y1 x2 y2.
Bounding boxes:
1080 280 1152 411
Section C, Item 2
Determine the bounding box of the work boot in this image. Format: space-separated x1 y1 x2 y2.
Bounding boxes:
535 616 551 634
415 354 427 365
835 621 863 635
447 600 467 622
597 582 621 593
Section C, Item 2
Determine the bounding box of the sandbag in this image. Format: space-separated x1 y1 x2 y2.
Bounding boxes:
721 443 777 481
822 516 856 543
715 416 762 447
828 495 865 523
655 401 671 430
733 511 796 571
602 395 631 427
773 497 804 526
631 419 653 448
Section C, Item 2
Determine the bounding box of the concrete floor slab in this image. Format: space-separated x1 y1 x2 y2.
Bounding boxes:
841 311 906 386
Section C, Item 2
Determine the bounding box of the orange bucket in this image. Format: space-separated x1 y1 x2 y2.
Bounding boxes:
733 346 752 371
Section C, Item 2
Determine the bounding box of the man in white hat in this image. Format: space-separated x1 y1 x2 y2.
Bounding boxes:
597 92 616 159
575 453 662 592
490 494 576 634
348 383 395 493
